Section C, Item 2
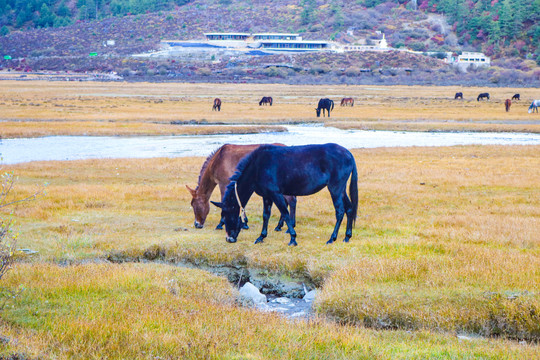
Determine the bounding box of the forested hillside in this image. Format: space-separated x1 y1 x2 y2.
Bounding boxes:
0 0 538 60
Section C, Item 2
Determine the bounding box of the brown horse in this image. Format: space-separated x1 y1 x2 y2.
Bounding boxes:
186 144 296 230
212 98 221 111
259 96 273 106
340 98 354 106
505 99 511 112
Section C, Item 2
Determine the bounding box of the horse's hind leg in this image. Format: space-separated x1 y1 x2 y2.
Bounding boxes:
342 193 353 242
327 187 346 244
275 195 296 232
270 193 297 246
255 198 273 244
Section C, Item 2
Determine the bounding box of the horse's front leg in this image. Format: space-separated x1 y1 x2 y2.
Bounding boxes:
270 194 297 246
255 197 273 244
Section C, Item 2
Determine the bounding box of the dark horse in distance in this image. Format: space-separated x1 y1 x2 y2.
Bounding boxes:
454 92 463 100
186 144 296 230
212 143 358 246
477 93 490 101
512 94 520 101
212 98 222 111
316 98 334 117
259 96 273 106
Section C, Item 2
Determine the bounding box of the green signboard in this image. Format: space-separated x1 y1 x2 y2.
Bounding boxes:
89 52 98 57
3 55 11 60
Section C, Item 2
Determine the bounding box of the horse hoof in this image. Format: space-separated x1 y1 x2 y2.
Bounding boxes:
215 225 223 230
326 239 335 245
343 237 351 243
288 240 298 246
226 237 237 243
254 238 264 244
274 226 282 232
242 224 250 230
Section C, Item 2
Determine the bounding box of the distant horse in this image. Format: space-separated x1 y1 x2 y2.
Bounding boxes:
505 99 511 112
477 93 490 101
512 94 520 101
454 92 463 100
212 98 221 111
186 144 296 230
316 98 334 117
340 98 354 106
528 100 540 113
259 96 273 106
211 143 358 246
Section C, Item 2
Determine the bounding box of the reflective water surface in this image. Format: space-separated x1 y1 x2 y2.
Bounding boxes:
2 124 540 164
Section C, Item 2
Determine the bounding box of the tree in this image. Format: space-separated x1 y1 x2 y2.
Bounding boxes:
0 171 44 286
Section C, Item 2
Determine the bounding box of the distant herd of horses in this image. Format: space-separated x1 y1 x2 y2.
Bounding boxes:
211 94 540 115
455 92 539 113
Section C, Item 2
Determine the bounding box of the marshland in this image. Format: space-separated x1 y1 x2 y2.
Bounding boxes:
0 81 539 359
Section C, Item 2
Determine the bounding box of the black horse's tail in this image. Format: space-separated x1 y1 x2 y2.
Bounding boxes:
331 100 335 111
349 162 358 226
269 97 273 106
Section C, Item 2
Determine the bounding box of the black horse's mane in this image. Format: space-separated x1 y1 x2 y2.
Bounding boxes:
227 144 274 192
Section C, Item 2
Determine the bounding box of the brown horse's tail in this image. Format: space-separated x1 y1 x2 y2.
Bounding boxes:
349 163 358 226
505 99 511 112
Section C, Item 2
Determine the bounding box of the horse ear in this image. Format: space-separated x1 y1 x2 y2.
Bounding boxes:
211 201 223 208
185 185 196 197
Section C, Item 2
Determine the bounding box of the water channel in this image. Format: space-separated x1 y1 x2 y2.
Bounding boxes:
2 124 540 164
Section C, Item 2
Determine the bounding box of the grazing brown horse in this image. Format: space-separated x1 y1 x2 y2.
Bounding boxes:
505 99 511 112
259 96 273 106
212 98 222 111
340 98 354 106
186 144 296 230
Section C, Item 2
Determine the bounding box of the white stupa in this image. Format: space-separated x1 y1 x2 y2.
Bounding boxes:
379 33 388 49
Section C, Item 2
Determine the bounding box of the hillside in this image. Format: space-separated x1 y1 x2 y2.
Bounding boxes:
0 0 538 85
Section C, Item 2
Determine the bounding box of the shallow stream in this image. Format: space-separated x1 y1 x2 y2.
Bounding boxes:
2 124 540 164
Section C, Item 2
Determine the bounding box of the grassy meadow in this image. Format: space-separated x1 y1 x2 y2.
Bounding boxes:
0 81 539 358
0 81 539 138
0 145 539 358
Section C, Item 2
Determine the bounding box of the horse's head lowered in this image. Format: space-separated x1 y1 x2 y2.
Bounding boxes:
315 108 321 117
186 185 208 229
211 182 244 243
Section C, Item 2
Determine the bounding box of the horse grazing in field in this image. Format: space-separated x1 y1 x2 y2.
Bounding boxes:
512 94 520 101
477 93 490 101
316 98 334 117
454 92 463 100
212 98 222 111
340 98 354 106
528 100 540 113
259 96 273 106
505 99 511 112
186 144 296 230
211 143 358 246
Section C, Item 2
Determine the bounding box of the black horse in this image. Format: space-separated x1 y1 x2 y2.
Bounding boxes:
512 94 520 101
316 98 334 117
259 96 273 106
211 143 358 246
454 92 463 100
477 93 490 101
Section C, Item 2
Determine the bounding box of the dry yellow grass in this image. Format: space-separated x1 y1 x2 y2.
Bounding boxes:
2 145 539 347
0 81 539 137
2 262 536 359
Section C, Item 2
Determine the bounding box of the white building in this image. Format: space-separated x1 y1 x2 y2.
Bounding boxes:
456 52 490 67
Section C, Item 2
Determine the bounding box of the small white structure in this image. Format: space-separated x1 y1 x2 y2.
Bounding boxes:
456 52 490 67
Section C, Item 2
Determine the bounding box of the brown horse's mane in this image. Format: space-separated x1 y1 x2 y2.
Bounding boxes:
196 146 222 190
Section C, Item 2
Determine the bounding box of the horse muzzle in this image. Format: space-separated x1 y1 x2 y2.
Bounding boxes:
226 236 237 243
194 221 204 229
